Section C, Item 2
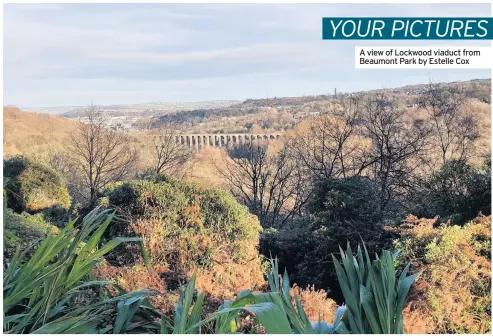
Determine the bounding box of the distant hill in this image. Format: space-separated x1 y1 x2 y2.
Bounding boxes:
383 78 490 93
3 106 79 158
20 106 87 115
21 79 490 118
237 78 491 108
25 100 241 117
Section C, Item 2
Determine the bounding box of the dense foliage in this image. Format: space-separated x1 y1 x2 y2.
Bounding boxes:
309 176 384 223
98 176 265 310
3 208 59 260
411 159 491 223
261 157 491 302
393 215 491 333
3 209 152 334
4 156 71 213
261 176 391 301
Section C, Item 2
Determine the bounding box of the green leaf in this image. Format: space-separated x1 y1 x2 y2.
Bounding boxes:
31 316 86 334
114 296 145 333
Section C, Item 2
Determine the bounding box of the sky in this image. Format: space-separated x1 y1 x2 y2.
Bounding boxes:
4 3 492 107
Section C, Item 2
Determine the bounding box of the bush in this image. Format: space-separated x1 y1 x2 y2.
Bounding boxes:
4 208 59 260
261 176 389 301
261 217 332 292
4 156 71 213
309 176 383 223
261 213 390 304
393 215 491 333
95 262 175 313
291 284 337 322
3 203 419 334
99 176 265 306
412 159 491 224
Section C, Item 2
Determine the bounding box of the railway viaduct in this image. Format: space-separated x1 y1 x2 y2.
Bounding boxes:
170 133 283 148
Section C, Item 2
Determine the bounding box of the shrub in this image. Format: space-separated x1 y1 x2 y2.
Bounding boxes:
4 207 59 240
261 217 334 292
96 262 175 313
261 187 389 302
194 260 267 301
393 215 491 333
3 204 418 334
291 284 337 322
99 176 265 307
309 176 383 223
412 159 491 224
4 156 71 213
3 208 59 260
261 176 390 295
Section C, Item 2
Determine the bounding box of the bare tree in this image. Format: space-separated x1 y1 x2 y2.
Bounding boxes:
289 94 433 215
419 82 479 164
152 124 194 176
219 141 309 227
291 96 370 181
67 106 137 204
362 94 431 213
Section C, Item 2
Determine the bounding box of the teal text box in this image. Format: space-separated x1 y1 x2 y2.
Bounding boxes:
322 18 493 39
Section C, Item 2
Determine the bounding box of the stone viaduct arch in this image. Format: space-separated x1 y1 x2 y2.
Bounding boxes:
172 133 283 149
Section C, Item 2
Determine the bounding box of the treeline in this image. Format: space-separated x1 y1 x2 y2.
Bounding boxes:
142 79 492 133
152 107 263 129
237 78 491 111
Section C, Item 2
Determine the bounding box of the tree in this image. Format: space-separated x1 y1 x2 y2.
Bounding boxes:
419 82 479 164
290 96 369 181
362 94 430 214
290 94 432 216
220 141 309 228
67 106 137 204
151 124 194 176
412 158 491 223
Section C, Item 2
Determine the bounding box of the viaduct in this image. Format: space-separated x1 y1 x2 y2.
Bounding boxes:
169 133 283 148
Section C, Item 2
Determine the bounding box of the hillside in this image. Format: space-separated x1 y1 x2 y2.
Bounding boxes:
25 79 490 119
61 100 240 117
232 78 491 108
3 106 79 158
150 79 491 134
5 78 491 163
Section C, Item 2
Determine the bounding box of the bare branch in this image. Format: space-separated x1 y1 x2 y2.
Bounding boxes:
66 105 137 204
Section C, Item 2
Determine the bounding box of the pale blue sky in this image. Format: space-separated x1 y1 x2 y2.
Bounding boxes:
4 3 491 107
